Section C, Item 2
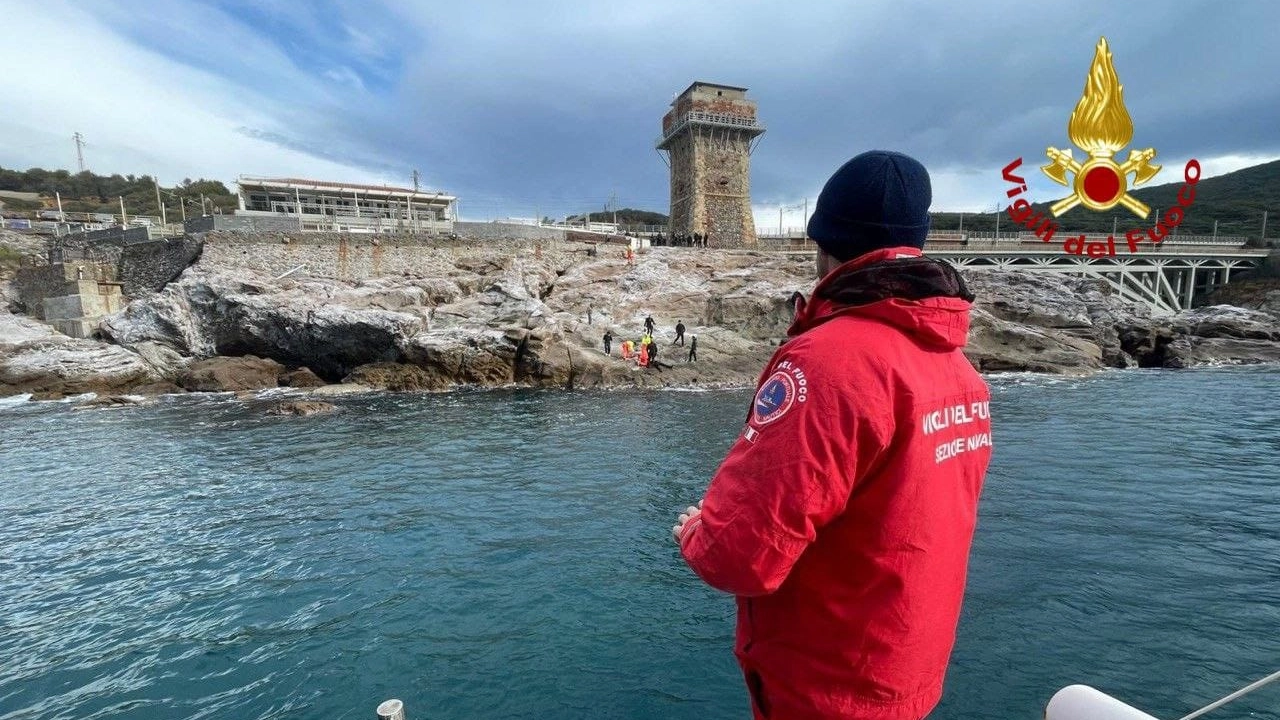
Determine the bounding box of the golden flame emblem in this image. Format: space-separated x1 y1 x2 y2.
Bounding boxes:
1041 37 1160 218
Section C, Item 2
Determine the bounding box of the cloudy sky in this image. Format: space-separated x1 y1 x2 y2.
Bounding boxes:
3 0 1278 228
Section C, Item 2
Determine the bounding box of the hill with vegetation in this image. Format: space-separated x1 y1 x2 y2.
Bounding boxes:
567 208 668 226
930 158 1280 243
0 166 238 218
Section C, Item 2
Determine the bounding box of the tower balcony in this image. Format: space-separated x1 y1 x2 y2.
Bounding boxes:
656 111 766 149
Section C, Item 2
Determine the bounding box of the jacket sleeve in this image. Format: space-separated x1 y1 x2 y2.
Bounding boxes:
680 350 888 596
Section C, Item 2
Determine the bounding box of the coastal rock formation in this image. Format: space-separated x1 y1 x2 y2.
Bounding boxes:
0 230 46 312
99 273 423 379
73 394 151 410
1159 305 1280 368
268 400 337 416
3 239 1279 399
95 247 809 391
280 367 326 388
178 355 286 392
962 269 1155 373
0 312 157 398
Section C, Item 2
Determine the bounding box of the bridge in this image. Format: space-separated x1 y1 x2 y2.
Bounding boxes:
755 231 1272 315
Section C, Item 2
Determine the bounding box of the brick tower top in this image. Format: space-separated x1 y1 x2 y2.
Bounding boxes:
658 82 763 149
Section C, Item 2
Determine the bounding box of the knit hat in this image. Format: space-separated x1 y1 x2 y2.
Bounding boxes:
806 150 933 262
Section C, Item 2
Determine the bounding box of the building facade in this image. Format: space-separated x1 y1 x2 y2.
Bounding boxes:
235 177 457 234
656 82 765 248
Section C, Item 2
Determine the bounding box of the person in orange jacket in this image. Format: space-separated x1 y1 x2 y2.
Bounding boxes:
673 151 992 720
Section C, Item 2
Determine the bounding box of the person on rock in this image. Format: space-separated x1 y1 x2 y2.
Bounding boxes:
675 321 686 346
603 330 613 356
671 151 992 720
687 336 697 363
644 315 656 336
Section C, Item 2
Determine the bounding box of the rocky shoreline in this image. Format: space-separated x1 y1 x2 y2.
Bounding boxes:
3 236 1280 404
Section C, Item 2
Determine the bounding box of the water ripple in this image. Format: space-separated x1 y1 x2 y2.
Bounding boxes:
1 369 1278 719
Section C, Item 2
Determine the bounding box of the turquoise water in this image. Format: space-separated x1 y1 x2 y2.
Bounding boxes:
1 368 1279 719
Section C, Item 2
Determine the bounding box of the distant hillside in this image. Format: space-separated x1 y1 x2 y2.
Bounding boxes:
930 158 1280 242
0 166 238 218
568 208 668 226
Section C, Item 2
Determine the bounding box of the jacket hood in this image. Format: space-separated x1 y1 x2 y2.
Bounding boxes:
787 247 975 350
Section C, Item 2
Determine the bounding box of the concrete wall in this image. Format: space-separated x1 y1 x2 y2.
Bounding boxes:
43 280 124 321
79 226 152 244
198 230 578 281
13 262 115 316
453 221 565 242
185 215 300 233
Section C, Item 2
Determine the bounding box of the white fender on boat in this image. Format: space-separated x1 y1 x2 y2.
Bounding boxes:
1046 685 1162 720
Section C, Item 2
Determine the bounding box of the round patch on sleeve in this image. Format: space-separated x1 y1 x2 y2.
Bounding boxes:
752 371 797 425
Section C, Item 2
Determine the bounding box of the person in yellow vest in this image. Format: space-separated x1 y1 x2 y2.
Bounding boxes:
642 333 652 348
622 340 633 359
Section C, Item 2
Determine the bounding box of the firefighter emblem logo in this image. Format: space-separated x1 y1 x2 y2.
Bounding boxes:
1040 37 1161 219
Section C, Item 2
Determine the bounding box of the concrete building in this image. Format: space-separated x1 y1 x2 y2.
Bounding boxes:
17 261 124 338
235 177 457 234
656 82 766 248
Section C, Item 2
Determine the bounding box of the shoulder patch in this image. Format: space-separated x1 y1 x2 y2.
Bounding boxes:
751 361 809 426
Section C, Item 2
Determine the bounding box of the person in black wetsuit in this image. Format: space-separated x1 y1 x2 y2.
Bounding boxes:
603 330 613 355
687 336 697 362
675 321 686 346
644 315 655 336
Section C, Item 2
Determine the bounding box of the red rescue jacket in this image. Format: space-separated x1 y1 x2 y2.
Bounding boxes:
680 247 992 720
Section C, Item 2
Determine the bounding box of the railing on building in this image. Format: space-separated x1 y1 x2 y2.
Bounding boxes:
233 209 454 234
538 220 622 234
656 110 766 147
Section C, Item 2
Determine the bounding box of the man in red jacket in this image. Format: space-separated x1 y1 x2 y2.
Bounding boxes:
673 151 992 720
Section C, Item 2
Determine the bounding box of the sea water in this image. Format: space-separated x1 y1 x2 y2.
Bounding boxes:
1 367 1278 719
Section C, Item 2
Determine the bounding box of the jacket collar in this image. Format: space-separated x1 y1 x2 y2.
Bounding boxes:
786 247 975 350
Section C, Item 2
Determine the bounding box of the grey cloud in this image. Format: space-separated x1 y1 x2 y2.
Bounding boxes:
69 0 1280 214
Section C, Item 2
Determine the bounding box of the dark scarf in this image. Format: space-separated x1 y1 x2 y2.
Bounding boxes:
816 256 975 307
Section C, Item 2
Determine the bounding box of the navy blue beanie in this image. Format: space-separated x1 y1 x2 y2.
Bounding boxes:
806 150 933 262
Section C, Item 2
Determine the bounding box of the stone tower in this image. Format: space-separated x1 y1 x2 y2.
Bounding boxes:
657 82 765 248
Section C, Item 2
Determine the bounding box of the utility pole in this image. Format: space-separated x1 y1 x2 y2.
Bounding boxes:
73 132 86 172
958 212 964 233
778 205 783 236
1262 211 1269 245
803 198 809 237
1112 216 1117 236
56 191 64 221
994 201 1001 238
120 196 127 226
412 169 420 192
154 177 167 226
1213 219 1218 240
